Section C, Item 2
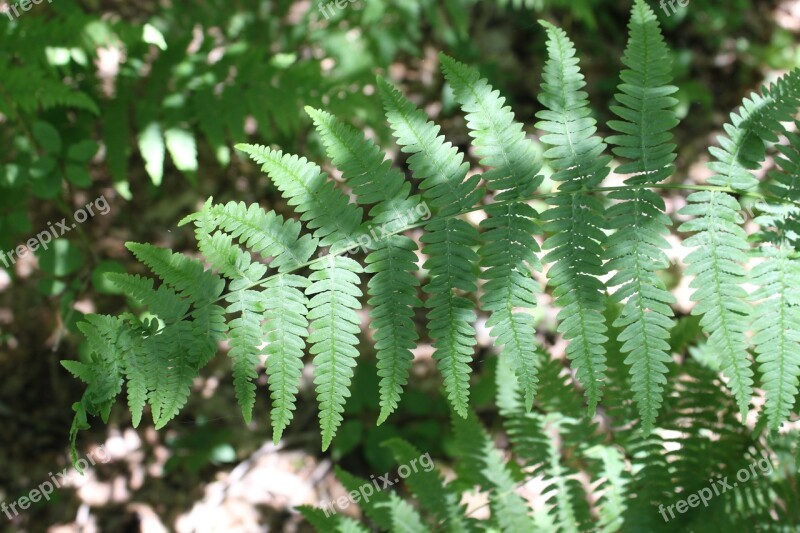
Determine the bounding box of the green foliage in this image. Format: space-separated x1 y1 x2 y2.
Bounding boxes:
303 349 798 532
65 4 800 492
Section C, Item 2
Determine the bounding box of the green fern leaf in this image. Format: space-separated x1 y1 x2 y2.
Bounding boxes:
604 0 678 432
379 76 481 416
379 493 428 533
440 54 543 409
306 108 422 423
536 21 610 413
235 144 363 249
66 315 125 419
378 76 483 216
334 467 394 528
679 191 753 416
308 255 364 450
126 242 225 305
673 74 800 415
188 210 268 423
299 505 372 533
145 320 202 428
305 106 422 225
105 273 189 323
264 273 310 443
367 236 422 424
202 200 318 271
224 287 266 424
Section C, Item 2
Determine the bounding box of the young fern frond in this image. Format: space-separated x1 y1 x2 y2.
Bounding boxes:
379 76 481 417
440 53 544 409
604 0 677 433
536 20 611 414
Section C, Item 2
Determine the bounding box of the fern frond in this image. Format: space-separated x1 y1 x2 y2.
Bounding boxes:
495 353 592 532
708 70 800 192
679 72 800 417
377 76 483 216
184 201 314 433
536 21 610 413
379 76 481 417
146 320 202 429
106 273 189 323
203 200 318 271
679 191 753 416
118 326 150 428
306 108 423 423
585 445 628 532
440 54 543 408
66 315 126 420
453 412 535 531
760 122 800 247
189 210 268 423
126 242 225 305
438 54 541 199
604 0 678 432
264 273 310 443
305 106 422 226
334 467 394 528
235 144 363 249
299 505 371 533
367 236 421 424
307 255 364 450
224 287 266 424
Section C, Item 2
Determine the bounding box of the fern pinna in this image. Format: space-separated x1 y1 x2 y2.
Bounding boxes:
66 0 800 459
